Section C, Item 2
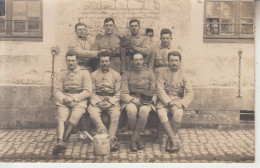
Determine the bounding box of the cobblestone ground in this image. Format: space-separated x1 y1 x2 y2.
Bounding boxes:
0 128 255 163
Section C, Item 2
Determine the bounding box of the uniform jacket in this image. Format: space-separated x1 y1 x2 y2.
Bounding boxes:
121 67 156 110
156 68 194 109
54 65 92 107
90 68 121 106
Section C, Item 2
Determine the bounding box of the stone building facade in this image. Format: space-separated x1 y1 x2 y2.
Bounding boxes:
0 0 254 128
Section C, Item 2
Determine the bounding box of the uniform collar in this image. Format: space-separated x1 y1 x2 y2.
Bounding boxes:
67 65 80 74
105 33 114 37
132 67 143 74
160 44 170 49
100 68 110 73
131 33 140 39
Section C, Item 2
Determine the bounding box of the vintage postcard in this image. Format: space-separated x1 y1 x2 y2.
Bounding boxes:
0 0 256 165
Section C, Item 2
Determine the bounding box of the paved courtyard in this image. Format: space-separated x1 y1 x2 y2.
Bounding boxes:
0 128 255 163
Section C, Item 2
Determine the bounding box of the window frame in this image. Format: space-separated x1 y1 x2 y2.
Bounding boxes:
203 0 255 43
0 0 43 42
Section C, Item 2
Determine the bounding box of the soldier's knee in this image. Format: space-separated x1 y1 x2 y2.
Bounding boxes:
88 105 99 117
157 108 168 123
173 109 183 123
139 106 151 119
126 103 138 119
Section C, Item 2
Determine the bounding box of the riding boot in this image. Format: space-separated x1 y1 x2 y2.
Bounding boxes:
63 123 75 142
162 121 175 152
130 130 138 152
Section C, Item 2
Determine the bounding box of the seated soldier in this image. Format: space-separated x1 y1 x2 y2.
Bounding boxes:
156 51 194 152
53 52 92 155
121 52 156 152
87 51 121 151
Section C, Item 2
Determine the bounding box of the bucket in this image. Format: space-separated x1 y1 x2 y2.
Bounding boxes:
93 133 110 156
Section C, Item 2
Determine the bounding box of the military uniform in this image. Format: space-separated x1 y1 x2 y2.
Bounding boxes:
69 35 99 72
121 67 156 151
54 65 92 125
122 34 150 71
156 67 193 152
92 34 121 72
152 44 175 76
88 68 121 142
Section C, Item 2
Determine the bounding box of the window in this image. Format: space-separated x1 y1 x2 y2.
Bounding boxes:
0 0 42 42
204 0 254 43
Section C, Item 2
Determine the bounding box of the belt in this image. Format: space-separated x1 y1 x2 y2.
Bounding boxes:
130 91 140 97
64 89 83 94
165 90 184 98
96 92 114 96
155 64 168 68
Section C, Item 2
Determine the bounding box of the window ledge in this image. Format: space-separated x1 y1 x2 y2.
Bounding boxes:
0 37 43 42
203 38 254 43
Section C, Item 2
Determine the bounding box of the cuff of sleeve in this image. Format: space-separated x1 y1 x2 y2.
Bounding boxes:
71 95 80 102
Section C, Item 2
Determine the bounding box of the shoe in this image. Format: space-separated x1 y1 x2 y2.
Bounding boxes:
165 138 171 152
110 138 120 151
130 140 138 152
52 144 67 156
170 139 181 152
137 138 144 150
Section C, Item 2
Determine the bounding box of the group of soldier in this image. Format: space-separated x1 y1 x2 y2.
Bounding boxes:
52 17 194 155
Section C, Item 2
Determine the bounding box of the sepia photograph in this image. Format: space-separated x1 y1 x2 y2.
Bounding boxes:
0 0 257 165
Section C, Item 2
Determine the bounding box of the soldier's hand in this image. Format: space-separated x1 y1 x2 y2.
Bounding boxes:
96 33 102 40
67 101 77 108
105 102 113 109
63 98 70 104
97 102 107 110
132 98 141 106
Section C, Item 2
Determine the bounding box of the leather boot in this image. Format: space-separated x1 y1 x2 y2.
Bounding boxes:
63 123 74 142
165 137 171 152
137 136 144 150
130 130 138 152
162 121 175 153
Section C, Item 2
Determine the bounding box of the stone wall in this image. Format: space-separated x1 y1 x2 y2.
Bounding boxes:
0 0 255 128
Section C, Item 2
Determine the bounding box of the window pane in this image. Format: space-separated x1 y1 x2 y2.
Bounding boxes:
27 1 40 17
205 2 220 18
13 0 26 17
220 2 234 18
14 21 25 32
241 24 253 34
241 2 254 18
0 0 5 16
28 21 39 31
0 20 5 32
220 19 233 35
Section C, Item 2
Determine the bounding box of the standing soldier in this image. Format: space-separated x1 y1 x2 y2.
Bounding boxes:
121 19 150 71
53 52 92 155
156 51 194 152
92 18 122 73
87 52 121 151
69 22 105 134
121 52 156 152
69 22 106 72
153 29 174 76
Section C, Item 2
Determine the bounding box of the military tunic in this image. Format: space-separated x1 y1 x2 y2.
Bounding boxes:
121 68 156 110
152 44 175 76
54 66 92 124
122 34 150 71
92 34 121 72
88 68 121 139
156 68 194 110
69 35 99 72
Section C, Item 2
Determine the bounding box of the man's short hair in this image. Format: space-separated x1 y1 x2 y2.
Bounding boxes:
129 19 140 26
168 51 181 61
160 29 172 37
104 17 115 25
66 51 78 59
131 52 143 60
98 50 111 60
146 28 153 35
75 22 86 30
